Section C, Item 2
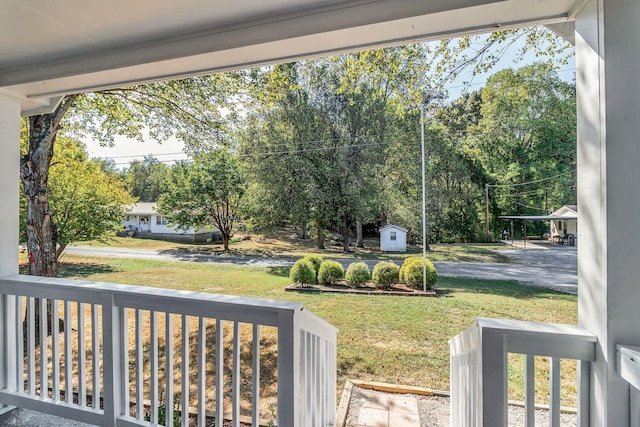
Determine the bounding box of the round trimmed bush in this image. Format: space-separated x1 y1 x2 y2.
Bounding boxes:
302 255 323 278
345 262 371 287
317 260 344 286
400 256 437 290
372 261 400 289
289 259 316 286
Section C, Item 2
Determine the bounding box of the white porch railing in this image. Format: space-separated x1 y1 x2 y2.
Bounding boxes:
450 317 596 427
0 275 337 427
617 345 640 426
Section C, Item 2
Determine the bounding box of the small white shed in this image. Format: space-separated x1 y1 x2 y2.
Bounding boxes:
379 224 407 252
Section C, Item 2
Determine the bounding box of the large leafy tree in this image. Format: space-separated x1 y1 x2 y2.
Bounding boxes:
20 137 135 258
158 150 246 251
240 64 329 245
242 47 431 252
467 63 576 235
46 138 134 259
123 155 171 202
22 74 240 277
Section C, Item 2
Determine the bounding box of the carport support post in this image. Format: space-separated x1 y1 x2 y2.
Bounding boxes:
0 94 21 412
510 221 514 245
576 1 640 425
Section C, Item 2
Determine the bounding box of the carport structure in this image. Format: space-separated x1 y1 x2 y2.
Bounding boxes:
1 0 639 426
499 214 578 246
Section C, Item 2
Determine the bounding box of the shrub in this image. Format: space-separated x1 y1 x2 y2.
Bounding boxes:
290 259 316 286
400 256 437 290
345 262 371 287
372 261 400 288
318 260 345 286
302 255 323 278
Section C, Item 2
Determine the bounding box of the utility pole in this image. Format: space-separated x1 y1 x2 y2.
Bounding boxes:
420 90 445 292
485 183 490 243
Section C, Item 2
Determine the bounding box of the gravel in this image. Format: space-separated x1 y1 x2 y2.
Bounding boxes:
346 386 578 426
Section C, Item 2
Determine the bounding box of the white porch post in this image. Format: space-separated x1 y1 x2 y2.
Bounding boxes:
0 94 21 410
576 1 640 425
0 94 20 277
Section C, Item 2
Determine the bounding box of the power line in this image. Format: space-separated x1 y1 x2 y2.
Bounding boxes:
487 170 574 188
512 201 549 212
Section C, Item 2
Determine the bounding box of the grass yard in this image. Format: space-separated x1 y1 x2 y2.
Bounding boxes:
73 228 512 263
50 254 578 407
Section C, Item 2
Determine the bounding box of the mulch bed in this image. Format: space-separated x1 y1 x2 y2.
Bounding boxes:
286 281 437 297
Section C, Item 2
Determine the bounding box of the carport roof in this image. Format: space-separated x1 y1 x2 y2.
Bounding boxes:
498 215 577 221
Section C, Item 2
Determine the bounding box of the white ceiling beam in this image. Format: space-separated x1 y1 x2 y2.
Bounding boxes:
0 0 504 88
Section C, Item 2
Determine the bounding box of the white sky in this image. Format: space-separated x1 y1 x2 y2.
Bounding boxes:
83 34 575 169
83 134 188 169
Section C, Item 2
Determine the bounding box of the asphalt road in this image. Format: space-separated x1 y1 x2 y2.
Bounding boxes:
64 244 578 294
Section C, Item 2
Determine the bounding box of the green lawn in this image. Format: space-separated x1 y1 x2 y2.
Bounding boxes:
73 233 513 263
53 254 578 406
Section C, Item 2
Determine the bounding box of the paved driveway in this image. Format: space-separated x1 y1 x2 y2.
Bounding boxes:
64 243 578 294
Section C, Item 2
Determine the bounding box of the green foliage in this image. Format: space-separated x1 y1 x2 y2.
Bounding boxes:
144 393 181 427
469 63 576 236
122 155 170 202
302 255 323 277
23 137 135 258
157 150 246 251
289 259 316 285
400 256 438 290
345 262 371 287
372 261 400 289
67 74 243 149
317 261 345 286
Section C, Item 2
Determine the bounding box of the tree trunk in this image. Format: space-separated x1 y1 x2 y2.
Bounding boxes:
222 234 230 251
342 216 350 253
300 222 308 240
356 218 364 248
315 218 325 250
21 95 77 343
21 96 77 277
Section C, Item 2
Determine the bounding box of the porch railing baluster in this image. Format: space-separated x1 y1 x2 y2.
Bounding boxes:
0 275 336 427
52 299 60 401
450 318 596 427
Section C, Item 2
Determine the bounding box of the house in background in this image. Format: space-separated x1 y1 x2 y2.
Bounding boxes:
379 224 407 252
123 202 218 243
549 204 578 243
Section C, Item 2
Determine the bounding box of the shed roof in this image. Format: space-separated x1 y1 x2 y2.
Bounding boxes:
380 224 408 233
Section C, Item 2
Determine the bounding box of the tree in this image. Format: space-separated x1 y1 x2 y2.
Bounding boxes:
20 137 134 262
241 47 431 252
158 150 246 251
466 63 576 236
22 73 240 277
241 64 335 249
49 138 134 258
123 155 170 202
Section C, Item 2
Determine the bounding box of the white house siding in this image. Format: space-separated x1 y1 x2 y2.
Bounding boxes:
549 205 578 245
122 205 216 242
380 225 407 252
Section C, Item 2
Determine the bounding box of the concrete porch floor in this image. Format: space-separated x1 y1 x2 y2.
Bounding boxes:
0 408 95 427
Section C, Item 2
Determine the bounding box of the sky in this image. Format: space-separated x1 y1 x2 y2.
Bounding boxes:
83 32 575 169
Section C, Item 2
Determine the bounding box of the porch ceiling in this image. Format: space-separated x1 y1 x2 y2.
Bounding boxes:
1 0 583 115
